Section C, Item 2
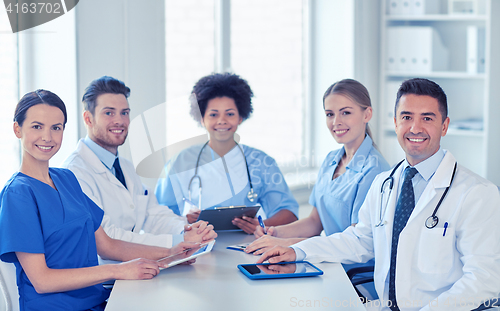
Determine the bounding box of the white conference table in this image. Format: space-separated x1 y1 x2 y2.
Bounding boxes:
105 232 367 311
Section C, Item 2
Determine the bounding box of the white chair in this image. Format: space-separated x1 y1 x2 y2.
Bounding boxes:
0 261 19 311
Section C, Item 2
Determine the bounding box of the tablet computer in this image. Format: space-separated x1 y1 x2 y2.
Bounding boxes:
197 206 261 231
237 261 323 280
157 240 215 269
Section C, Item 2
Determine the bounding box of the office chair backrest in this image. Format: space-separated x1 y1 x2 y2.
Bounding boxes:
0 261 19 311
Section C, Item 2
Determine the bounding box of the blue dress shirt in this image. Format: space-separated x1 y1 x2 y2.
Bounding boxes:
83 136 119 174
397 148 445 204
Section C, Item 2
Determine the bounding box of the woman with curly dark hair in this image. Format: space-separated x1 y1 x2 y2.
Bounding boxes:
156 73 299 234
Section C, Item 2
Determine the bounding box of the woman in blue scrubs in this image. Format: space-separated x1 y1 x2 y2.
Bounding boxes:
246 79 390 253
0 90 205 311
155 73 299 234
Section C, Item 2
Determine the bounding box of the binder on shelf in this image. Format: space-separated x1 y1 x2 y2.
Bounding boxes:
467 26 478 74
477 27 485 73
400 0 411 15
389 0 440 16
411 0 441 15
398 27 412 72
386 26 449 73
467 26 486 74
386 27 399 71
407 27 422 72
448 0 478 15
388 0 401 15
385 81 401 125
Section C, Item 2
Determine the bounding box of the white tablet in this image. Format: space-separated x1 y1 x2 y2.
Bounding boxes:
157 240 215 269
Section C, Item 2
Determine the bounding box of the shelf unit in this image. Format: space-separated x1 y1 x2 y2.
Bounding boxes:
377 0 500 185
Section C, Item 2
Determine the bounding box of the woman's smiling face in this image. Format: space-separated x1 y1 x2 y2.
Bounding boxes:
324 93 372 149
14 103 65 164
202 96 243 144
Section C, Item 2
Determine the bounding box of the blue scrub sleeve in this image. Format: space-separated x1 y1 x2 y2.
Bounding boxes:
256 158 299 218
64 168 105 232
0 190 45 263
84 194 105 232
155 171 181 216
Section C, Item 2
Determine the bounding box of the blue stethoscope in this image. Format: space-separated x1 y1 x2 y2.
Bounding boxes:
376 159 457 229
187 141 258 210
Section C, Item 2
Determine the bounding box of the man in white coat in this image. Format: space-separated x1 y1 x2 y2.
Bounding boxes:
257 78 500 311
62 76 216 249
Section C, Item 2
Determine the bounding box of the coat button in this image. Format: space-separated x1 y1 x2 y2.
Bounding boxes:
130 204 134 209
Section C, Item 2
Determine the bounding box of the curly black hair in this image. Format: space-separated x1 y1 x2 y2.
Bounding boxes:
190 73 254 123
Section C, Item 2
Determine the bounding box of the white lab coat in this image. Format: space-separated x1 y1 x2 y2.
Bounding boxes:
294 151 500 311
61 139 187 248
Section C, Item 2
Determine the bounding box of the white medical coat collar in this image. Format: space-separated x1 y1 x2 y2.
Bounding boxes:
75 139 124 180
380 150 458 279
83 136 119 171
406 150 457 224
401 147 445 183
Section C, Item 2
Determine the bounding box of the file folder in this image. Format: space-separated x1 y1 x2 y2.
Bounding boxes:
386 26 449 73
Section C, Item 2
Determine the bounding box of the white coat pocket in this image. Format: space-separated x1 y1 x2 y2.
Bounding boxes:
132 194 149 233
417 226 454 274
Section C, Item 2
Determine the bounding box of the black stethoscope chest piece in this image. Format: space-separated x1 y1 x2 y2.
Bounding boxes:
425 215 439 229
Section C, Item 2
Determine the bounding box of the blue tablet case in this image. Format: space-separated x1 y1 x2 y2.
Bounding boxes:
237 261 323 280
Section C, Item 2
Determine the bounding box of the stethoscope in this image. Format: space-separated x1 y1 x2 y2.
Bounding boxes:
187 141 258 209
376 159 457 229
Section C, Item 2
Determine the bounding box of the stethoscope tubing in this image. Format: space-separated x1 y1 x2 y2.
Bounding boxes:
376 160 404 227
188 141 256 209
377 159 457 229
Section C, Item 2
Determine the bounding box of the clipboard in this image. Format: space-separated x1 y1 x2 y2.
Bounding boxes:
197 205 261 231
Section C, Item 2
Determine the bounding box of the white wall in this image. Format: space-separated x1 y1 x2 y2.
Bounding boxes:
353 0 381 144
75 0 166 165
310 0 355 163
18 9 78 167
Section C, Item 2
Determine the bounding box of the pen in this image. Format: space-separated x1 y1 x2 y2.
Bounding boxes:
258 215 266 234
443 222 448 237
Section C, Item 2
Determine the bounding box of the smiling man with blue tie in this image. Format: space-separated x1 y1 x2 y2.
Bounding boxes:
258 78 500 311
62 76 216 251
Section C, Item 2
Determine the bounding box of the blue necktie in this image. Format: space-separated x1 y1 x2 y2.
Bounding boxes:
388 167 418 311
113 158 127 189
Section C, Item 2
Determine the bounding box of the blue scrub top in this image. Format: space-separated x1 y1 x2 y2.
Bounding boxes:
0 168 109 311
310 135 390 235
155 144 299 218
